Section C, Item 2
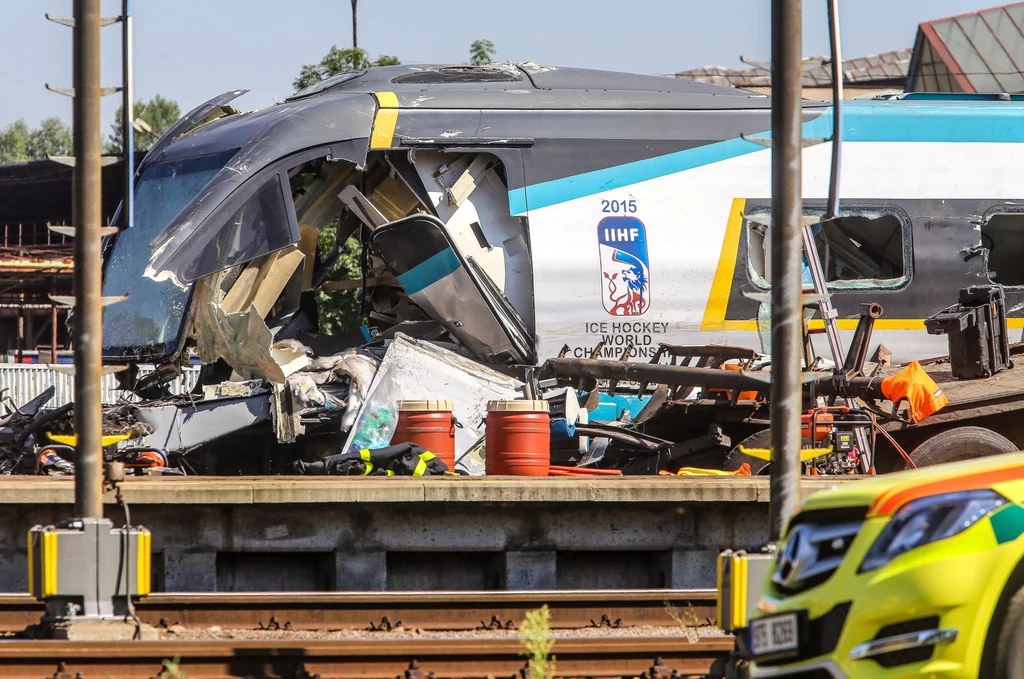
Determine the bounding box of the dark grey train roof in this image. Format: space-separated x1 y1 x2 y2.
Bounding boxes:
285 63 777 110
141 64 802 288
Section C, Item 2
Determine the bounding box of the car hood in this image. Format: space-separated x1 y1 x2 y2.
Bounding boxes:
798 452 1024 518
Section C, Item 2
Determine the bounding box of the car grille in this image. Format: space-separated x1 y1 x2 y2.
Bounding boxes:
772 506 867 595
872 616 940 668
759 671 834 679
758 602 851 667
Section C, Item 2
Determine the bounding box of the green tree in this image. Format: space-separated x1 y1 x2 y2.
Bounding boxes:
28 117 73 159
469 39 496 66
0 117 73 164
0 120 32 164
106 94 181 154
293 46 400 92
315 220 366 334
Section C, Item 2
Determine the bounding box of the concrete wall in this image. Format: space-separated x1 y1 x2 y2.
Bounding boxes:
0 501 770 592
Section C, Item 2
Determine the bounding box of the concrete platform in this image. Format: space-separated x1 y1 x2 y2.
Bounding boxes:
0 475 850 504
0 476 857 593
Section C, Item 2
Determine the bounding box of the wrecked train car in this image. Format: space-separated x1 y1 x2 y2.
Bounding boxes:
57 63 1024 473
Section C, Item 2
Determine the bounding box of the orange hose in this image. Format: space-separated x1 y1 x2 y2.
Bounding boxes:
548 466 624 476
874 423 917 469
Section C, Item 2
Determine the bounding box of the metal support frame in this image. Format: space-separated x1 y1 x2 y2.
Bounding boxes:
72 0 104 520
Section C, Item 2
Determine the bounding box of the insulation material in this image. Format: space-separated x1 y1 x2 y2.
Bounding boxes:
414 151 535 331
368 174 423 221
195 303 288 383
191 260 309 384
341 333 522 475
220 246 305 317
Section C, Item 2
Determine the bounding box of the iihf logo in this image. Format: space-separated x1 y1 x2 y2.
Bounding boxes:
598 216 651 316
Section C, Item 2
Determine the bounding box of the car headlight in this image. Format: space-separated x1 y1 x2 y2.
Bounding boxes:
859 489 1007 572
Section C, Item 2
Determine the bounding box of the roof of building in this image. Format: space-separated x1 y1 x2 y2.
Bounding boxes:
673 48 912 88
910 2 1024 93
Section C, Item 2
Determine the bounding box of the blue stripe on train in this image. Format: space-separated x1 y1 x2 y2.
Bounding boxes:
508 101 1024 214
394 248 461 295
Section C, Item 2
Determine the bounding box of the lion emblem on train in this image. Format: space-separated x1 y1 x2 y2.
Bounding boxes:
598 216 651 316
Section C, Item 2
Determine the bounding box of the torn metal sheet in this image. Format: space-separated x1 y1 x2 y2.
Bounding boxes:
144 94 374 286
220 246 305 316
194 302 287 382
342 333 522 474
370 214 534 364
134 392 272 452
414 151 534 330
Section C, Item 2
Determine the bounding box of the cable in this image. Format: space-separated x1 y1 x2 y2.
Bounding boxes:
873 422 917 469
112 480 143 639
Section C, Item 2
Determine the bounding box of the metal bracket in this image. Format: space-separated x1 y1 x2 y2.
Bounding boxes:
44 84 121 97
48 225 119 238
47 155 121 167
50 364 129 376
49 294 128 308
743 212 823 228
740 134 827 148
44 14 122 27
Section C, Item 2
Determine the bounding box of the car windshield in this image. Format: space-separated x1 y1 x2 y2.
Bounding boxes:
102 149 236 360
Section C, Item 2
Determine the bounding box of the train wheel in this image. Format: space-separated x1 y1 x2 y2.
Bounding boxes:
909 426 1017 468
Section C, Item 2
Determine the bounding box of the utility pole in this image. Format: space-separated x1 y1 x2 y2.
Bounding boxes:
28 1 150 635
351 0 358 49
122 0 134 230
73 0 104 520
768 0 803 542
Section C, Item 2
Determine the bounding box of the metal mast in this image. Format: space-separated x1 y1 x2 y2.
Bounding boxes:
72 0 104 519
768 0 804 541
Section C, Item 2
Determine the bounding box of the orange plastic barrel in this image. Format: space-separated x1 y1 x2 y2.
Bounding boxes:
485 400 550 476
392 400 456 470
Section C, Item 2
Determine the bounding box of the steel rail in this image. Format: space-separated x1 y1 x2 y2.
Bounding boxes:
0 636 734 679
0 589 718 633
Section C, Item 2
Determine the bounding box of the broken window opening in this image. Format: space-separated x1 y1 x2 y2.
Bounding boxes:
982 212 1024 287
102 149 237 360
390 65 523 85
745 207 910 290
285 152 434 345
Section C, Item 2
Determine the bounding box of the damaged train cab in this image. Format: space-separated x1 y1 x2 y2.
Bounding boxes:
85 62 1024 473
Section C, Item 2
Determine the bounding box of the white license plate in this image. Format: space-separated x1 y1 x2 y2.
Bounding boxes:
750 612 799 658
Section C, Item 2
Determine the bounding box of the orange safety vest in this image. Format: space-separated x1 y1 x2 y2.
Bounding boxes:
880 361 949 423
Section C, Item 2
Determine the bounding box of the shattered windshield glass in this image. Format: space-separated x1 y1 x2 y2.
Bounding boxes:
102 149 237 359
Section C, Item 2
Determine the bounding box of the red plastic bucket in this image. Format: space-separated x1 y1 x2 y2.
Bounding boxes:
485 400 550 476
392 400 456 470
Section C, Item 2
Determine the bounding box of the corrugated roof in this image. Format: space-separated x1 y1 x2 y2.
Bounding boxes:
673 48 911 88
911 2 1024 93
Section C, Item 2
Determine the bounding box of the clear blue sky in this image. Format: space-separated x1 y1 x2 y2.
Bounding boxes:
0 0 1006 130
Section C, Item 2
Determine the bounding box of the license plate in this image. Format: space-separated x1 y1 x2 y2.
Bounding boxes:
749 612 799 658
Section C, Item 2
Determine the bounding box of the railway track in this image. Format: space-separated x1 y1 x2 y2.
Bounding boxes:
0 589 718 633
0 636 733 678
